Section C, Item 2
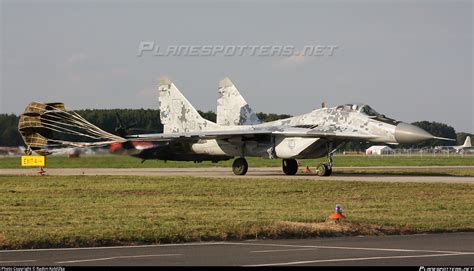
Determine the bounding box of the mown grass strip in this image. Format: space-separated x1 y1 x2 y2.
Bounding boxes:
0 175 472 249
331 168 474 177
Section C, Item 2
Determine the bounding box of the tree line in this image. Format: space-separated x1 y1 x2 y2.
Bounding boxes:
0 109 471 150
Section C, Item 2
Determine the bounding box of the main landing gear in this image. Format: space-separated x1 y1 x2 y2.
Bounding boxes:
232 141 341 177
282 159 298 175
232 157 248 175
317 152 333 176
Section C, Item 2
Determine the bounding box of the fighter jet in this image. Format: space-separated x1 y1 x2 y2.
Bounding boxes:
18 77 455 176
126 77 454 176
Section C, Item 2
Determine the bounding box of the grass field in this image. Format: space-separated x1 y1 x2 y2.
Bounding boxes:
0 154 473 169
333 168 474 177
0 175 472 249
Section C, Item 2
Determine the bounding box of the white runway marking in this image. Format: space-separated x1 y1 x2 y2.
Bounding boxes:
2 241 471 255
55 253 182 264
222 242 472 254
250 248 318 253
246 252 474 266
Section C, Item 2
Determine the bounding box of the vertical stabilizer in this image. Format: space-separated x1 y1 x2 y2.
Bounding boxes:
159 77 219 133
463 136 472 147
217 77 262 126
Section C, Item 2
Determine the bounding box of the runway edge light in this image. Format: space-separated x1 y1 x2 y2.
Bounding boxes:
329 204 346 221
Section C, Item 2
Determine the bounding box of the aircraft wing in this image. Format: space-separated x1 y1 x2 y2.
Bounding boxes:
304 127 379 140
126 126 378 142
126 130 271 141
273 127 379 141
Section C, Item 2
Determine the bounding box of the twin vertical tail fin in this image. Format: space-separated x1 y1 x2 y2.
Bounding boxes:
158 76 260 132
217 77 262 126
159 77 219 133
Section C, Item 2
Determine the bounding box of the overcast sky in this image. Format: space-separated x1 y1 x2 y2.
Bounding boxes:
1 0 472 133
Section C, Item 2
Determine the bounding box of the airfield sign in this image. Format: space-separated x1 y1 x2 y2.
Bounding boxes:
21 156 45 167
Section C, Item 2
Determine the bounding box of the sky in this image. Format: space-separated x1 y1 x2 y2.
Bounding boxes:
1 0 472 133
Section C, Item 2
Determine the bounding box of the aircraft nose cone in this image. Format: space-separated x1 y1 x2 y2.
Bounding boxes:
394 123 434 144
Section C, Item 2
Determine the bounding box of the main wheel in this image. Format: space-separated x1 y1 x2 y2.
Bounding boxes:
317 163 332 176
325 165 332 176
282 159 298 175
232 157 248 175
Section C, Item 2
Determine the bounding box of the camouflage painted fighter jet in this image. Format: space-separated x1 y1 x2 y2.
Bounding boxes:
126 77 454 176
18 77 454 176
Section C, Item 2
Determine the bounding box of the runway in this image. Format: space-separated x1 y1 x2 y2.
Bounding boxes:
1 167 474 183
1 233 473 266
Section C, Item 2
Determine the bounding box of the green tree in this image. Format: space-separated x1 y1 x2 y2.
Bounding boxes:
256 112 292 122
198 110 216 122
0 114 22 146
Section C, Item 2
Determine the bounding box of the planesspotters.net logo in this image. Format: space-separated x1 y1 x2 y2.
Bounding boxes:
136 42 339 57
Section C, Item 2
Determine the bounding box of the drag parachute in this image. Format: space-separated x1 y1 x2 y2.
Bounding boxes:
18 102 125 155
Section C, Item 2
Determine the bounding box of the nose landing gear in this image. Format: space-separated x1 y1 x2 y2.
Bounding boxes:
317 152 333 176
317 142 344 177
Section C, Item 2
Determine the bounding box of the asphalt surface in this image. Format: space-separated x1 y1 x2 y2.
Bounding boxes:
1 233 473 266
2 167 474 183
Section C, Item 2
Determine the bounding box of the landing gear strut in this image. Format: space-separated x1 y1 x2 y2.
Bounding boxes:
317 142 341 177
282 159 298 175
317 152 333 176
232 157 248 175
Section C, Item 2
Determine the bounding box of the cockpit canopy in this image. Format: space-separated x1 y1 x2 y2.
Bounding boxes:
335 103 400 125
336 103 378 115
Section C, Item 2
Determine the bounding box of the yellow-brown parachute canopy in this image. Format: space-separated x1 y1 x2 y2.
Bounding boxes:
18 102 125 155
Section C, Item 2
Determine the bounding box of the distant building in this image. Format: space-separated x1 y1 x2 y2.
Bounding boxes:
366 145 395 155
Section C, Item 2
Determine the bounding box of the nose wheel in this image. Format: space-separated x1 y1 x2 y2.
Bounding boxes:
317 147 335 176
317 163 332 176
232 157 248 175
